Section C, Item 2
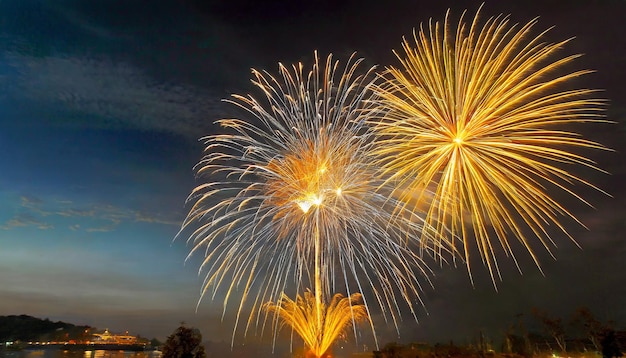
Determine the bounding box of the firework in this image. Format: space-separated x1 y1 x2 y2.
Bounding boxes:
264 290 368 358
372 7 610 283
179 52 438 345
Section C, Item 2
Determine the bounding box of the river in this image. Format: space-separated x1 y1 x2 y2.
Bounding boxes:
0 350 162 358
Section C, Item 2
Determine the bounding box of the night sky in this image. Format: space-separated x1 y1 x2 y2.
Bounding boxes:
1 0 625 353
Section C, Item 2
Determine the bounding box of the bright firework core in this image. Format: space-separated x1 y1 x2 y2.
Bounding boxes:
293 165 343 213
296 193 323 213
265 136 347 219
181 52 435 349
372 6 610 284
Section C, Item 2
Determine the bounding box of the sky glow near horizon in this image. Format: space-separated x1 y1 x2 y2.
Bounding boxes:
0 0 625 352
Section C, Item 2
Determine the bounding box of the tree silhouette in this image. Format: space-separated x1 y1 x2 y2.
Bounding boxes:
162 324 206 358
532 308 567 353
571 306 604 351
601 329 623 358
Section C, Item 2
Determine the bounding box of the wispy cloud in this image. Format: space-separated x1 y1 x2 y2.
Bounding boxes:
0 213 53 230
85 219 120 233
19 195 50 216
3 53 226 138
134 211 181 226
56 208 96 217
1 194 182 232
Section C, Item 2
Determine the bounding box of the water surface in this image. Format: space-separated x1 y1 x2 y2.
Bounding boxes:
0 350 162 358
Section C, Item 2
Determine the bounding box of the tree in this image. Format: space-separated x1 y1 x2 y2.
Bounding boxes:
150 338 162 348
504 313 533 357
532 308 567 353
571 306 604 351
161 324 206 358
381 342 402 358
600 329 623 358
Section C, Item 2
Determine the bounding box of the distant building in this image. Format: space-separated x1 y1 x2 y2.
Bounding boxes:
91 329 138 345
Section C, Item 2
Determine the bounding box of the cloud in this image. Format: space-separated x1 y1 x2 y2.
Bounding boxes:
56 208 96 217
2 53 226 138
20 195 44 207
84 219 120 233
18 195 51 216
0 213 53 230
2 194 182 232
134 211 181 226
90 204 183 228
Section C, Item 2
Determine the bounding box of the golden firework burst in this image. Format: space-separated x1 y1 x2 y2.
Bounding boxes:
264 290 368 358
179 52 439 345
372 7 611 283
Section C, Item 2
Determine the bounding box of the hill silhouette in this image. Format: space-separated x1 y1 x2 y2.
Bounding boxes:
0 315 91 342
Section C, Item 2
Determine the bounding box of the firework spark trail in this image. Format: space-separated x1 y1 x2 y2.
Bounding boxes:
372 6 611 285
264 290 368 358
179 52 442 345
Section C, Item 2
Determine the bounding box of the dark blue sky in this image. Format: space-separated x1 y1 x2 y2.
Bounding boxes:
0 0 625 353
